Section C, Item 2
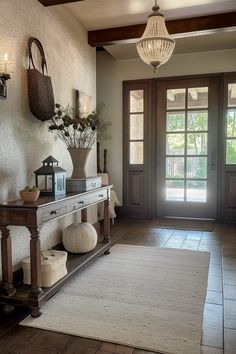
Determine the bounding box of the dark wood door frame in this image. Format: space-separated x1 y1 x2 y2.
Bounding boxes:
221 73 236 221
123 72 236 221
123 80 156 218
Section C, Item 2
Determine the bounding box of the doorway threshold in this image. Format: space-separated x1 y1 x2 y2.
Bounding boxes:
150 217 214 231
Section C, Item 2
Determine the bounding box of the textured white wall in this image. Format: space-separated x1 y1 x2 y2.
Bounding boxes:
0 0 96 273
97 49 236 203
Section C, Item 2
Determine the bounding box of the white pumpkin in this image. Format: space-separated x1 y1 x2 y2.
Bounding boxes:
62 222 97 253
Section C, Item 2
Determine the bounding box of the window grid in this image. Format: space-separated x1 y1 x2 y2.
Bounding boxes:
226 83 236 165
129 90 144 165
165 87 209 202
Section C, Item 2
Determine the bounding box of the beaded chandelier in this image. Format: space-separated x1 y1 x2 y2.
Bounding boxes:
136 1 175 73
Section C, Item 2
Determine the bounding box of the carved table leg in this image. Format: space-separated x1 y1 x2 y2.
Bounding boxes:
27 227 42 295
103 199 111 254
0 226 15 295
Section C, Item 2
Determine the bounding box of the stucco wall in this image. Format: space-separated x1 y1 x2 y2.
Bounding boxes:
0 0 96 273
97 49 236 203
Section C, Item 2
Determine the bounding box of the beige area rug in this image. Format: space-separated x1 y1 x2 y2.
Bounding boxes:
20 245 210 354
150 218 214 231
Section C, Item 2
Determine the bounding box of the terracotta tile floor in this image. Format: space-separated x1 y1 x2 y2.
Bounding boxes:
0 218 236 354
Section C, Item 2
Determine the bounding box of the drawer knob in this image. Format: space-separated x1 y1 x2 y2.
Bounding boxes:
78 201 84 205
99 194 104 198
50 210 57 215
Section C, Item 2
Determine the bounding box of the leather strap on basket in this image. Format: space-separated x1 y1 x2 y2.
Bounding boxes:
28 37 48 75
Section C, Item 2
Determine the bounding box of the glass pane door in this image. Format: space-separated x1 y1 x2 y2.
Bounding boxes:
157 79 218 219
166 87 208 203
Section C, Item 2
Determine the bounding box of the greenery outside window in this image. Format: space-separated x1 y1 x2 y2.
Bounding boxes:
226 83 236 164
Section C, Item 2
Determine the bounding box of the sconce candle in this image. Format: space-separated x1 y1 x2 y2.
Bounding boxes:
0 36 15 98
3 52 8 74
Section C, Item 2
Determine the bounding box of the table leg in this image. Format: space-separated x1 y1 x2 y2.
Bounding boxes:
27 227 42 295
81 208 87 222
103 199 111 254
31 307 42 318
0 226 15 295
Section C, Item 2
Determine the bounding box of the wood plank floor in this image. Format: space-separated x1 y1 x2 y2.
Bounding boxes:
0 218 236 354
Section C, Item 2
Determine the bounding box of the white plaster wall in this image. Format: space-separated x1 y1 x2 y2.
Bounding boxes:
0 0 96 273
97 49 236 203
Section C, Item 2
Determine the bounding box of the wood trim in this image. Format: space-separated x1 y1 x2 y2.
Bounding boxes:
156 77 220 219
123 80 154 218
88 12 236 47
38 0 83 6
221 73 236 221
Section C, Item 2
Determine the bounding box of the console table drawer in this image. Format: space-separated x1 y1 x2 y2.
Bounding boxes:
69 190 108 212
42 204 69 222
69 197 90 212
90 190 108 204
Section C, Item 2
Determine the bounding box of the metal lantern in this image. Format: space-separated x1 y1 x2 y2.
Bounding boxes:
34 156 66 196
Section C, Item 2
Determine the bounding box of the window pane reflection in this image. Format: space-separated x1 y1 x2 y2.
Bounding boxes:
227 109 236 137
166 112 185 131
166 134 185 155
130 114 143 140
187 111 208 131
130 90 144 112
187 133 207 155
166 157 185 178
187 157 207 179
167 88 186 110
228 83 236 107
226 140 236 164
166 180 184 201
130 142 143 164
186 181 207 202
188 87 208 108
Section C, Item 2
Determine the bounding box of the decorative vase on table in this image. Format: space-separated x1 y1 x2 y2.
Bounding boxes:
68 147 92 179
48 102 105 190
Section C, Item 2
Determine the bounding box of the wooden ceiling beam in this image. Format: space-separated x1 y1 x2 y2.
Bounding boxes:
38 0 83 6
88 12 236 47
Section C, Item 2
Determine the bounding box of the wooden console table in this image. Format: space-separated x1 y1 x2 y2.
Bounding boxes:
0 185 112 317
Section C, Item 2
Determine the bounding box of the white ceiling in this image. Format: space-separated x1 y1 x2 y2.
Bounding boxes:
62 0 236 59
64 0 236 30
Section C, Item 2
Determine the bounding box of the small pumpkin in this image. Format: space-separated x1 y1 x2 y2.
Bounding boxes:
62 222 97 253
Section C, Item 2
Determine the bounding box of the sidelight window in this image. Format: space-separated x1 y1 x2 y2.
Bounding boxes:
226 83 236 164
129 90 144 164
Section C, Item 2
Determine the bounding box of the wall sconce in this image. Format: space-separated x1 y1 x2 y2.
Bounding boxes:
0 37 15 99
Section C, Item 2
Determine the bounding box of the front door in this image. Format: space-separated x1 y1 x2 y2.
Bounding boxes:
157 78 219 219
